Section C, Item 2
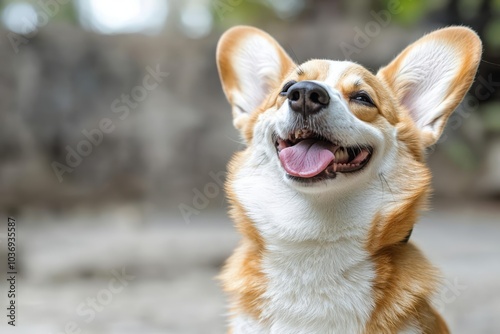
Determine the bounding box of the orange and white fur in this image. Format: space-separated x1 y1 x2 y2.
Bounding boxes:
216 26 481 334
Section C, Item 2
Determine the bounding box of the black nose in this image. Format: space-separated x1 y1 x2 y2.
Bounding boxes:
287 81 330 116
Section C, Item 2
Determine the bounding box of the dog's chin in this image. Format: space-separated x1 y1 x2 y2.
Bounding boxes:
273 129 373 189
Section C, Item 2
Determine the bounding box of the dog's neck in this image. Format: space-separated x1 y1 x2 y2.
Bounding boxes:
229 154 393 332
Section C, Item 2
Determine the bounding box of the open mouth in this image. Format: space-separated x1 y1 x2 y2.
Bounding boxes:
274 129 373 182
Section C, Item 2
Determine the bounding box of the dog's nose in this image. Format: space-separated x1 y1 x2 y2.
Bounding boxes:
287 81 330 116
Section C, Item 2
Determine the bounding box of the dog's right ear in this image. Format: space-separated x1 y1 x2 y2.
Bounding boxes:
217 26 295 131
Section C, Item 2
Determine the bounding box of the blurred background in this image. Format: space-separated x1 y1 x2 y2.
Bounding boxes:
0 0 499 333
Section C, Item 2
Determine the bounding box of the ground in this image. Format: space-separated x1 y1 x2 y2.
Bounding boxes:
0 202 499 334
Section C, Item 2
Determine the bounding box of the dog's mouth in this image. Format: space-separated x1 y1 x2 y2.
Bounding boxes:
274 129 373 182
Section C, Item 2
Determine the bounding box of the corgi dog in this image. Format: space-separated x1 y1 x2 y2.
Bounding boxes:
216 25 481 334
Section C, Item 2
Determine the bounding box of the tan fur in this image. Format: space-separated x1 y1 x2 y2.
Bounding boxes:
216 26 295 133
219 150 267 321
378 27 482 147
217 26 481 333
363 29 481 332
338 65 400 125
364 244 447 333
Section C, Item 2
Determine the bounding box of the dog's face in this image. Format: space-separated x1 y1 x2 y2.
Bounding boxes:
217 26 481 199
217 26 481 246
232 58 396 194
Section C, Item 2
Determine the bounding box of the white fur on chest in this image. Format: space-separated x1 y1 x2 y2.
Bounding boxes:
261 240 374 334
230 154 383 333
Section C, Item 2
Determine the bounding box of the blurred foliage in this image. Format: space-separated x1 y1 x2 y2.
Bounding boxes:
51 1 78 23
444 140 478 171
386 0 443 26
485 20 500 50
459 0 483 20
482 102 500 131
0 0 78 23
211 0 277 27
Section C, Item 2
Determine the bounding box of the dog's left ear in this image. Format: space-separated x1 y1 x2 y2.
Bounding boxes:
377 27 482 147
217 26 295 132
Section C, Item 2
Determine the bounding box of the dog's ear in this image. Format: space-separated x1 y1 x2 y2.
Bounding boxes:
217 26 295 131
377 27 482 147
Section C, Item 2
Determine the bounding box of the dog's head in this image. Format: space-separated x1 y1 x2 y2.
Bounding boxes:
217 26 481 245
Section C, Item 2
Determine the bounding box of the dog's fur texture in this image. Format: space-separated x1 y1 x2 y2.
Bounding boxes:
216 26 481 334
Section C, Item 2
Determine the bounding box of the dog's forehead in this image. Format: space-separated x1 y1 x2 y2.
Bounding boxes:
297 60 371 87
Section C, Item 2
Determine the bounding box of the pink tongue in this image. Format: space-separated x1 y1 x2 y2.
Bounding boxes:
279 139 335 178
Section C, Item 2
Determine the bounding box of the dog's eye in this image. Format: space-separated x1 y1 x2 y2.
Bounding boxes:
350 91 375 107
280 80 297 96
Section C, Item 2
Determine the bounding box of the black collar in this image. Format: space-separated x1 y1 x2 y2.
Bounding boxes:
402 228 413 243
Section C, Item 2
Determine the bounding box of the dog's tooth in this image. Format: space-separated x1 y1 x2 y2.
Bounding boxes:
295 129 302 139
335 148 348 163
